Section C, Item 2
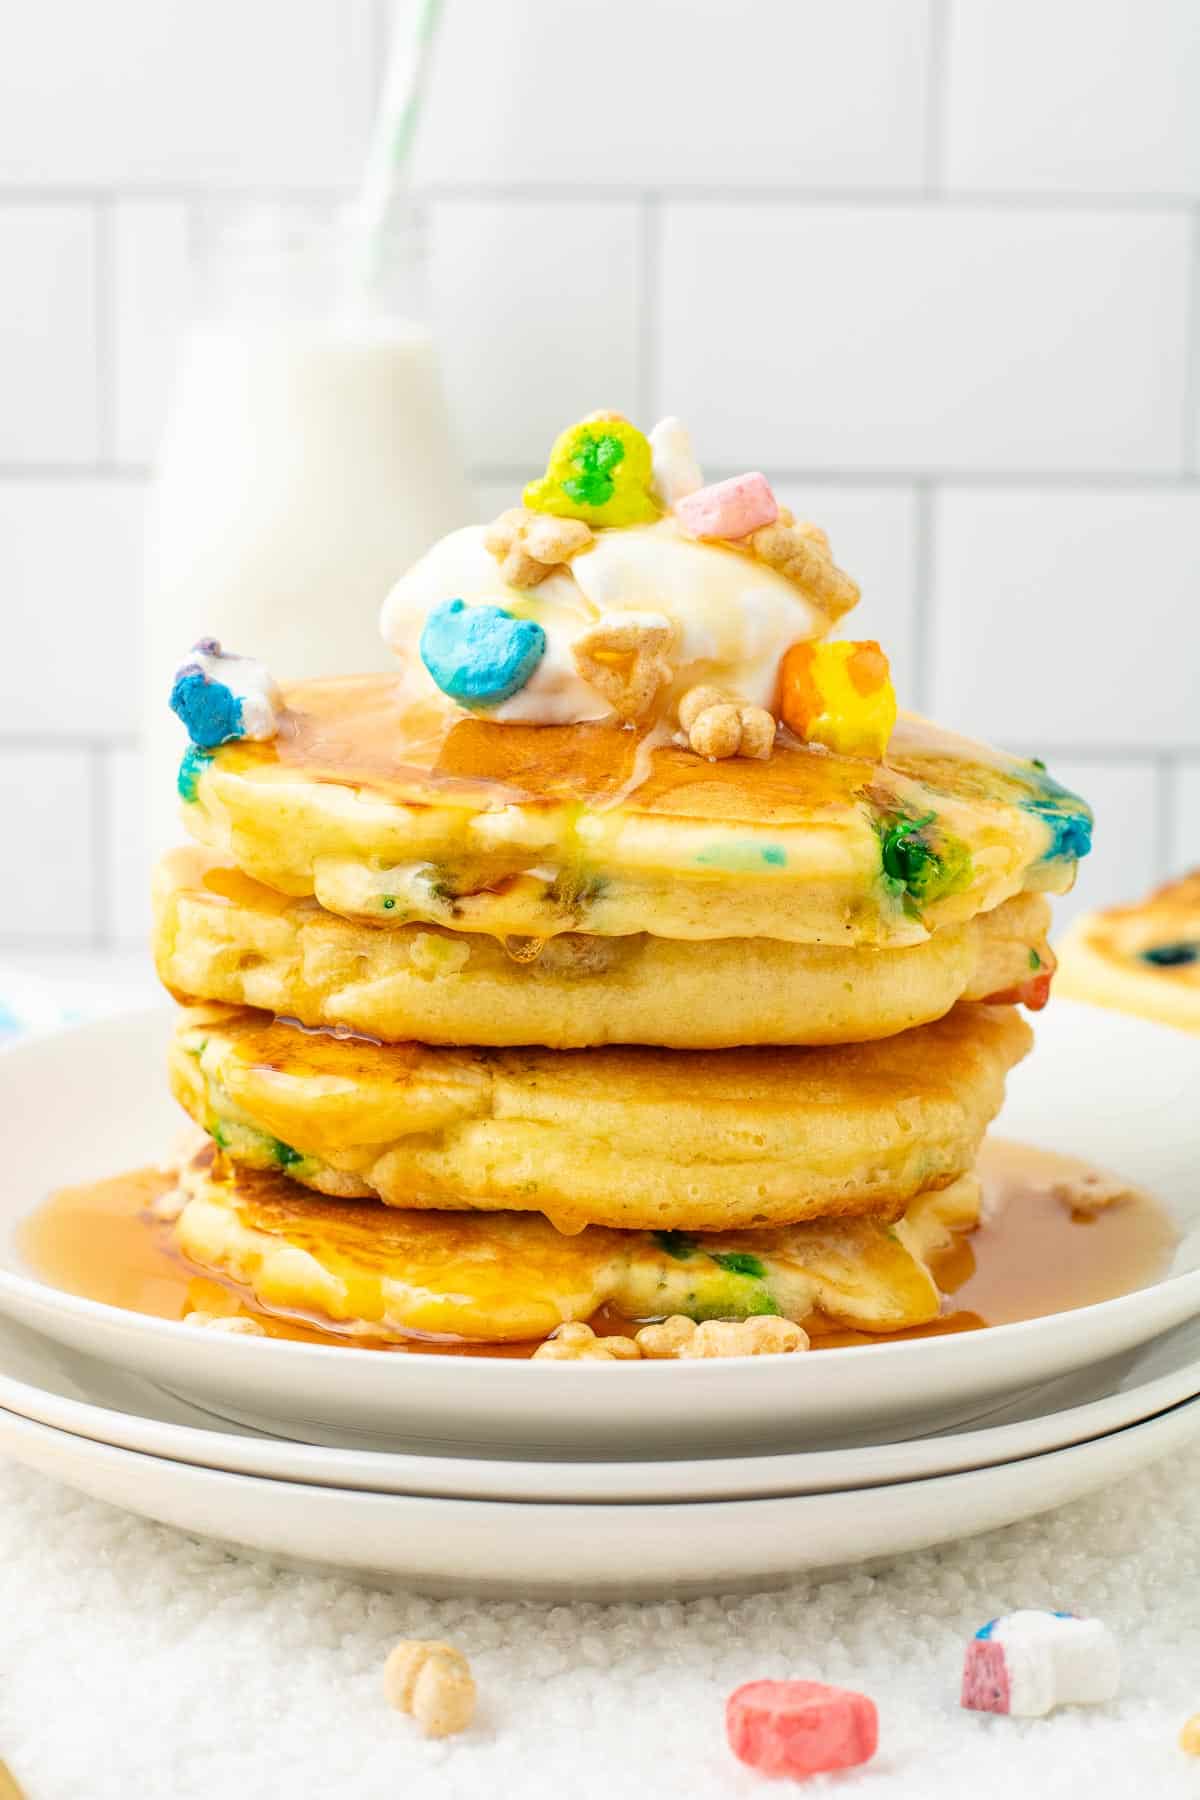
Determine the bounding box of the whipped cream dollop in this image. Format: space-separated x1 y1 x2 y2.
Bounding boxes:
378 414 884 761
381 508 833 726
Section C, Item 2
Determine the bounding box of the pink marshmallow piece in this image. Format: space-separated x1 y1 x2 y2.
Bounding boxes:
674 471 778 541
961 1639 1012 1715
726 1679 879 1779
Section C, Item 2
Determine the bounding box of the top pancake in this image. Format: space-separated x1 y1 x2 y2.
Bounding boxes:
179 675 1091 947
1057 871 1200 1034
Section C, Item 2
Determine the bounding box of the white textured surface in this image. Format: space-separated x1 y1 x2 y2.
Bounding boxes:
0 1441 1198 1799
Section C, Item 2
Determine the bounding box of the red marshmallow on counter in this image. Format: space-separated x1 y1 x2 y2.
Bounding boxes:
726 1678 879 1779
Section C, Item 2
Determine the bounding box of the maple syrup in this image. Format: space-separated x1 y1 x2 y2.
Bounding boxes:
16 1139 1176 1359
220 673 1045 825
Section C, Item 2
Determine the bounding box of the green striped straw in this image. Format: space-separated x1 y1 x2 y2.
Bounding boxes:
344 0 444 314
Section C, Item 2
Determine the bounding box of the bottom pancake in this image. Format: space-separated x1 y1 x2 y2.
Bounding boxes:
173 1145 982 1343
167 1001 1031 1233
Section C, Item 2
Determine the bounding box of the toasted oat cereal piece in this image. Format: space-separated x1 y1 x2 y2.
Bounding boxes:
384 1641 476 1739
483 507 594 588
678 685 776 761
1179 1714 1200 1755
1048 1171 1135 1217
533 1321 642 1361
682 1317 809 1358
571 611 675 720
637 1315 808 1359
634 1315 698 1359
748 516 860 620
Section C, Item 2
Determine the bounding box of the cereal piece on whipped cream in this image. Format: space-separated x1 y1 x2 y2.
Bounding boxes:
678 685 776 761
570 612 675 722
483 507 593 588
748 514 860 620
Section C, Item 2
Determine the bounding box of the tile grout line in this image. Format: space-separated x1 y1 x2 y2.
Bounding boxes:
91 196 117 469
464 465 1200 492
0 733 138 752
2 183 1199 214
1180 209 1200 477
635 191 661 420
923 0 952 193
909 481 935 714
88 744 112 949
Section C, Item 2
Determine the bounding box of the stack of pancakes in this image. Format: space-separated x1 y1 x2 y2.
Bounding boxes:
152 678 1091 1351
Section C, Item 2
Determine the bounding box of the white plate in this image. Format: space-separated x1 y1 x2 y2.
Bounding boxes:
2 1003 1199 1457
0 1394 1197 1598
2 1308 1200 1501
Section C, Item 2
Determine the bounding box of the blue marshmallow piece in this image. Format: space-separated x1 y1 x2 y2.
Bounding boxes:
420 597 546 710
170 668 246 749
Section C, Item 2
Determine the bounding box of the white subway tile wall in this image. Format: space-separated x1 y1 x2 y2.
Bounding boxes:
2 0 1197 946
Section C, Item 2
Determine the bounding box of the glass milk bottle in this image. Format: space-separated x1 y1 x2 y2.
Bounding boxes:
144 200 472 857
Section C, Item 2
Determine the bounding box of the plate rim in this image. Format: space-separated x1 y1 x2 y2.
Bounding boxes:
1 1313 1200 1501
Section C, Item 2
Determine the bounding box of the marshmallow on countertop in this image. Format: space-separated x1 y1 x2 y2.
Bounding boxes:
169 640 281 749
726 1680 878 1778
961 1611 1119 1717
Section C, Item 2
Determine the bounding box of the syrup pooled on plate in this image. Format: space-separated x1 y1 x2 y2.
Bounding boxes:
18 1139 1177 1358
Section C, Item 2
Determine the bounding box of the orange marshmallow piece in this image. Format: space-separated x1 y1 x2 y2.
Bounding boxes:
780 639 897 761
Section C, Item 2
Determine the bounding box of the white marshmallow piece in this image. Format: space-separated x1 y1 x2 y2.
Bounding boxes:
968 1612 1119 1717
649 417 704 509
185 639 282 742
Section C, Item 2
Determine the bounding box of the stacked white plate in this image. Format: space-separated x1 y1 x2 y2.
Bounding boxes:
0 1000 1198 1599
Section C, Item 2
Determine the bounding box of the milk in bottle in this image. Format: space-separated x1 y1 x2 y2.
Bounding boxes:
144 203 471 857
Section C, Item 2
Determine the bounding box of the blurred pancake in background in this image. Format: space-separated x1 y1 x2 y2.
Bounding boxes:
1057 872 1200 1034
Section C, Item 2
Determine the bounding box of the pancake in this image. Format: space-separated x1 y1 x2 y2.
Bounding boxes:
154 847 1054 1049
177 675 1091 949
167 1001 1031 1234
173 1144 982 1343
1057 872 1200 1034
